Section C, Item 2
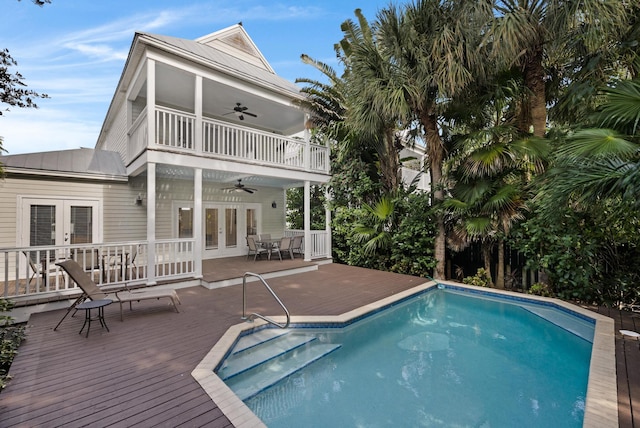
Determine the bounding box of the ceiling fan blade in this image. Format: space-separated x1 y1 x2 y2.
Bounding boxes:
243 111 257 117
243 188 254 194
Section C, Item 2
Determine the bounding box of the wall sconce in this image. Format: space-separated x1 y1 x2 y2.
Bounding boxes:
271 201 277 209
135 194 143 206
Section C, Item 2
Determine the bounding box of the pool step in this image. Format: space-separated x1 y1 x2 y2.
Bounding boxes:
232 329 288 355
225 342 342 401
523 306 594 342
218 333 317 380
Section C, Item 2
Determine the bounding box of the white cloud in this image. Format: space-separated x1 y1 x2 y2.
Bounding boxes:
1 108 102 155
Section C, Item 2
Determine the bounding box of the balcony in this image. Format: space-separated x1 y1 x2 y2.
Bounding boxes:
129 106 329 174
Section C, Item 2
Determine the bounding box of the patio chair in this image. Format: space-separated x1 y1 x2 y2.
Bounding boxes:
54 259 181 329
291 235 303 258
259 233 271 240
247 236 267 261
272 236 293 261
23 250 59 287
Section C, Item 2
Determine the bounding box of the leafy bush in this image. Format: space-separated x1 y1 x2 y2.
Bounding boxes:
463 268 491 287
390 193 437 277
1 299 25 390
528 282 553 297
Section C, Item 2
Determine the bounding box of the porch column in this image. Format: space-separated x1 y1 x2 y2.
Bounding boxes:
147 162 157 285
194 75 203 155
193 167 203 278
147 59 156 148
304 180 311 261
325 187 332 260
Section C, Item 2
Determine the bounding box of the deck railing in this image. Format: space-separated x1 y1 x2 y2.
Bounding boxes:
0 239 195 302
127 106 329 173
284 230 329 259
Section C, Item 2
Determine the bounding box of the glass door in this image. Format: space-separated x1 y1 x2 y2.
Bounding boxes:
21 198 100 264
201 204 251 258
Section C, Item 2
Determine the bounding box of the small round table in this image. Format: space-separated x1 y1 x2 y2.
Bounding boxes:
76 299 113 337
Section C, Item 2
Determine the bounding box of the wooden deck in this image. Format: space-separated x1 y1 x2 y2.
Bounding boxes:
0 259 638 427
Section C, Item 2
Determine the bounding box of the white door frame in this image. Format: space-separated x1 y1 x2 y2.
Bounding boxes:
173 201 262 259
18 196 102 247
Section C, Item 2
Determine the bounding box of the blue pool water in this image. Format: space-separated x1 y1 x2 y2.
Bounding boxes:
225 289 594 427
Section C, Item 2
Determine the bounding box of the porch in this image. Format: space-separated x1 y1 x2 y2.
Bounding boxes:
0 234 330 306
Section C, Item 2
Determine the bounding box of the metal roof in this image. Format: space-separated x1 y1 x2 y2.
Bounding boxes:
0 148 127 180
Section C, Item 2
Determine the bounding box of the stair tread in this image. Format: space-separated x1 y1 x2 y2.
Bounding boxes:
227 343 342 401
219 334 316 380
233 329 288 354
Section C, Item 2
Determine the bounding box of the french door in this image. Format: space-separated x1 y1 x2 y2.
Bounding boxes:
177 203 259 258
20 198 101 248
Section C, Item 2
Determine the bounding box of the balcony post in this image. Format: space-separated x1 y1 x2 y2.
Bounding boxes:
147 58 156 148
146 162 157 285
193 167 203 278
195 75 203 154
304 180 311 261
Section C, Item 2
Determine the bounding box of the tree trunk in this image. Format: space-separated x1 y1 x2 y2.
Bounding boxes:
496 238 505 289
379 128 400 193
523 45 546 138
423 112 446 279
482 242 493 286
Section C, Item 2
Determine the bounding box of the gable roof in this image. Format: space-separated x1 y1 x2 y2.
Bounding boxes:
0 148 127 181
137 25 300 97
195 23 275 73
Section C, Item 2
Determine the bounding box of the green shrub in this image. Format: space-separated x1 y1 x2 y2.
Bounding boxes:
1 299 25 390
528 282 553 297
463 268 491 287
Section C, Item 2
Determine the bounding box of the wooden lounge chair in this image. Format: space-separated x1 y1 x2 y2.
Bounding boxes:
54 259 181 328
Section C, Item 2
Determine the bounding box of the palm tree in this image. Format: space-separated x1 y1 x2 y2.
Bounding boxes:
336 9 407 194
484 0 628 137
542 79 640 207
444 70 549 288
372 0 487 279
353 195 396 256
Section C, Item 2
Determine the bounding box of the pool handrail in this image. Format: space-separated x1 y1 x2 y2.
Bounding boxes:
242 272 290 329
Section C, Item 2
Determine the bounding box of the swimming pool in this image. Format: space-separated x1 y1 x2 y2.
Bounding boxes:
192 281 618 427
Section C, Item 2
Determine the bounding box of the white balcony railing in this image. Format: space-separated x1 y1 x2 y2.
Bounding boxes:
127 106 329 173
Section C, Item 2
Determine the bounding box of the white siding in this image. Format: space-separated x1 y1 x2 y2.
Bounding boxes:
0 175 142 248
99 98 129 163
153 177 285 239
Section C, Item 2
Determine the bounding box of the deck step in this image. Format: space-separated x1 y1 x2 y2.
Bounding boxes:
226 343 342 401
232 329 289 355
218 334 317 380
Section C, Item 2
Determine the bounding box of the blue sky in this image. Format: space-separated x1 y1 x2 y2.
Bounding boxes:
1 0 384 155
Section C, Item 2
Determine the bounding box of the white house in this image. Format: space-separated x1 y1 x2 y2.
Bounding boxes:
0 24 332 301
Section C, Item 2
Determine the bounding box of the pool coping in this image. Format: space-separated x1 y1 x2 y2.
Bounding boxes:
191 280 618 428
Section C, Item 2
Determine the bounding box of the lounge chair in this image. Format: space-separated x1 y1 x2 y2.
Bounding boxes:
54 259 181 328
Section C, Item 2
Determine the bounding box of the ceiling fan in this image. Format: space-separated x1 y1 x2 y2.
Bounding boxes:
225 102 257 121
223 179 257 194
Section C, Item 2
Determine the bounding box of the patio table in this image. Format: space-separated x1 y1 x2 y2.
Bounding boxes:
256 238 280 260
